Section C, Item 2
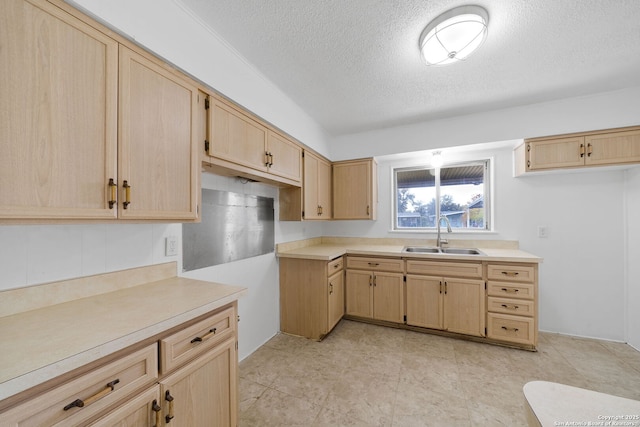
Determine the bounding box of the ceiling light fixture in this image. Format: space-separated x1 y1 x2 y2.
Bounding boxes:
419 5 489 66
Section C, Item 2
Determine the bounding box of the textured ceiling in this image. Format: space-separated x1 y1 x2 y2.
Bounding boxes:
177 0 640 137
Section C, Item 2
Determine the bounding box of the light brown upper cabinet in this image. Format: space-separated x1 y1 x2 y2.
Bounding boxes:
0 0 118 220
515 126 640 175
0 0 200 222
279 150 332 221
333 158 377 220
205 96 302 187
118 47 199 220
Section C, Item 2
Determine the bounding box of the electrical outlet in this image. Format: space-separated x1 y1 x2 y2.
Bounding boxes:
165 236 179 256
537 226 548 238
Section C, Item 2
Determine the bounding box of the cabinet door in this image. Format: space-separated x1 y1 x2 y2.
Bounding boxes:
585 129 640 166
267 132 302 183
345 270 373 318
208 98 268 172
317 156 333 219
527 137 585 170
406 275 443 329
333 159 376 220
372 272 405 323
303 151 320 219
0 0 118 220
443 278 485 337
89 385 161 427
160 337 237 427
118 46 199 220
328 271 345 332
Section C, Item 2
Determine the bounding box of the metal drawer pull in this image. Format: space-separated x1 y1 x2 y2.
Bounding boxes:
501 304 519 310
501 288 519 293
190 327 218 343
501 326 519 332
63 379 120 411
333 263 341 269
579 143 585 158
329 282 334 294
368 262 380 266
501 271 519 277
587 143 593 157
152 399 162 427
165 390 175 423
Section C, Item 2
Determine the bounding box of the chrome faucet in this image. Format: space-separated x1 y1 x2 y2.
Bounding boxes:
436 215 452 249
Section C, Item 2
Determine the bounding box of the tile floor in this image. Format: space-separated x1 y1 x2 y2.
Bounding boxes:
239 320 640 426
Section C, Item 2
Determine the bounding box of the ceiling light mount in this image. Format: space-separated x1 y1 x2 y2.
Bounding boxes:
419 5 489 66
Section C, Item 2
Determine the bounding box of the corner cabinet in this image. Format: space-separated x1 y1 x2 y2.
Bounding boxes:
279 257 344 340
515 126 640 175
1 303 239 426
333 158 377 220
345 256 404 323
205 95 302 187
0 0 200 222
279 150 332 221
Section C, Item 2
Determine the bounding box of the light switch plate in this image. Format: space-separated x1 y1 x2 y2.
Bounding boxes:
165 236 179 256
537 226 548 238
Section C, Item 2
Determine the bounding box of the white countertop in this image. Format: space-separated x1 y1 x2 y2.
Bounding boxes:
277 243 542 263
0 276 247 402
524 381 640 426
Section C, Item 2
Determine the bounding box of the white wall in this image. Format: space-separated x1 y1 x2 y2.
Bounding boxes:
626 168 640 350
330 86 640 160
180 173 324 360
327 146 628 341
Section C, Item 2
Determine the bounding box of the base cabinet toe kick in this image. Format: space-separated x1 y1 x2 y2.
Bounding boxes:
279 254 539 350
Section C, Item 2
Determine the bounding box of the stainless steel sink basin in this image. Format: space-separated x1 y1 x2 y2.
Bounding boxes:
402 246 484 255
403 246 441 253
441 248 483 255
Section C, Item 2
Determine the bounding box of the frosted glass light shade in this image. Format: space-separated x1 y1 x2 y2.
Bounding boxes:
419 5 488 66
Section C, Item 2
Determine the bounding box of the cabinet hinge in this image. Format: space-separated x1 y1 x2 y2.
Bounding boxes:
204 98 210 110
205 140 209 152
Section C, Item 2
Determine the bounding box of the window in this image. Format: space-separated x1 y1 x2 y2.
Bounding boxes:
394 160 490 231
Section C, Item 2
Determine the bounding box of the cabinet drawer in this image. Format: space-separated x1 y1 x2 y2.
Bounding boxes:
346 256 404 273
487 264 535 282
487 313 535 346
406 260 482 279
487 297 535 317
160 305 236 374
487 281 535 300
328 257 344 275
1 344 158 427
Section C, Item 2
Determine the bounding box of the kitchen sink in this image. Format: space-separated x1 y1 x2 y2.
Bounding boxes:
403 246 441 253
402 246 484 255
440 248 483 255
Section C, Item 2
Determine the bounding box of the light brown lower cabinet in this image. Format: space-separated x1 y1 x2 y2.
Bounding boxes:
279 257 345 340
1 303 239 427
344 256 405 323
406 275 485 337
405 260 485 337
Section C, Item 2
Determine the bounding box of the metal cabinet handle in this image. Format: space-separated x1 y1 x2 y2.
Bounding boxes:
165 390 175 423
122 181 131 209
63 379 120 411
501 304 519 310
580 143 585 158
190 327 218 344
444 281 447 295
439 281 443 294
587 143 593 157
500 287 519 293
152 399 162 427
108 178 117 209
501 271 519 277
368 262 380 267
329 282 334 294
501 326 519 332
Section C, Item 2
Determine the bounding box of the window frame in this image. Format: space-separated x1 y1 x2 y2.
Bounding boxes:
392 159 492 232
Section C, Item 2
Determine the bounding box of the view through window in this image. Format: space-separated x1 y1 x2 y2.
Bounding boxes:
394 160 490 230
